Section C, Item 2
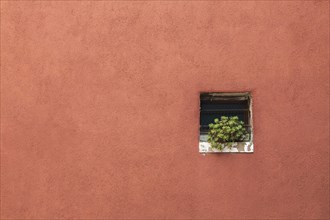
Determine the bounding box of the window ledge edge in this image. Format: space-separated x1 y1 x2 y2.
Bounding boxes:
199 141 254 153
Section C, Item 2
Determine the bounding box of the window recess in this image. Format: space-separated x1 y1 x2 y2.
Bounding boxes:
199 92 253 153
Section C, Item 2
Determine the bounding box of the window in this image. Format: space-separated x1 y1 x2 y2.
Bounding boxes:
199 92 253 153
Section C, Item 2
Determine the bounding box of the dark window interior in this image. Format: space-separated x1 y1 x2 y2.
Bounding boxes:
200 93 251 137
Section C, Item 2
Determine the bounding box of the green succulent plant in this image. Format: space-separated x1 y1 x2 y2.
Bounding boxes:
208 116 248 151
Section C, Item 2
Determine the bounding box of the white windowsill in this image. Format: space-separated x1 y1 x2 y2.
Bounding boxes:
199 141 254 153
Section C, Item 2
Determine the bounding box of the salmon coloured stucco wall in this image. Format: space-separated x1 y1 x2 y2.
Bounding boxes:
1 1 329 219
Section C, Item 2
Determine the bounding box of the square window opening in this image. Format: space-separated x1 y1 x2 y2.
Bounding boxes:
199 92 253 153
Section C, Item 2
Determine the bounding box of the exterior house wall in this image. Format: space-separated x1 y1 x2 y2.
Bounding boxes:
1 1 329 219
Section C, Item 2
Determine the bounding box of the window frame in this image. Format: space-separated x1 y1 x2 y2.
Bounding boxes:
199 92 254 153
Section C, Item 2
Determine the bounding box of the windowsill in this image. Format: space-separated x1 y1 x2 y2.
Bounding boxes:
199 141 254 153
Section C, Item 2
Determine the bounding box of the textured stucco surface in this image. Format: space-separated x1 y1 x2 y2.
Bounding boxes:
1 1 329 219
